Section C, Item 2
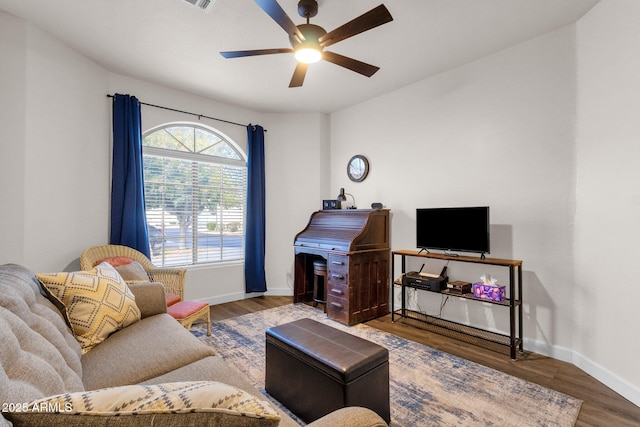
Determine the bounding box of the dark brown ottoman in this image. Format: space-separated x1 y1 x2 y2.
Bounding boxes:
265 318 390 424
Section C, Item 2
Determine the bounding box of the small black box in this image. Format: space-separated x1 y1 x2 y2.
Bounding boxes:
447 280 472 294
323 199 342 210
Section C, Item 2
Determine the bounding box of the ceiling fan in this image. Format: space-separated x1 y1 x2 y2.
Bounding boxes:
220 0 393 87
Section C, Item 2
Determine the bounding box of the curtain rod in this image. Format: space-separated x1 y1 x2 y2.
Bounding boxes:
106 94 265 131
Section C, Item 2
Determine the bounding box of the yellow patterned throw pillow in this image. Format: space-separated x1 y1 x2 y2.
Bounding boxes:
4 381 281 427
37 262 141 353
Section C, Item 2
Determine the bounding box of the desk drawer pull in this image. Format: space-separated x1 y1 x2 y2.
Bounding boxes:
331 260 345 265
330 288 344 295
331 274 344 279
330 302 343 309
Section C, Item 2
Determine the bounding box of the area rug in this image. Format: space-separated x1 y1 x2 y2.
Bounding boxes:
192 304 582 427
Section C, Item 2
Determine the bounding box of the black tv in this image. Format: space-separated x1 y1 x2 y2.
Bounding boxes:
416 207 490 256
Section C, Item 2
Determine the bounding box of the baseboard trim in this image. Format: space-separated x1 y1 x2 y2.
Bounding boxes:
526 338 639 407
200 287 293 306
200 292 245 306
571 351 640 407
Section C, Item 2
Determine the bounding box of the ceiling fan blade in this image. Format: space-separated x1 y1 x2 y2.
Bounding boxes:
322 51 380 77
254 0 305 41
220 48 293 58
319 4 393 48
289 62 309 87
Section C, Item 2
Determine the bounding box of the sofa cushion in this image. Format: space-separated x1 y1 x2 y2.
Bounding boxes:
36 263 142 354
3 381 280 427
0 264 84 406
81 313 216 390
127 282 168 318
141 356 265 397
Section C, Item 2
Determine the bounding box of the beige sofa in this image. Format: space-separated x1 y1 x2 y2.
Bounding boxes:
0 264 387 427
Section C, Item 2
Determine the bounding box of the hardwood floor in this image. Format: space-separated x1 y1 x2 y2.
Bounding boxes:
210 296 640 427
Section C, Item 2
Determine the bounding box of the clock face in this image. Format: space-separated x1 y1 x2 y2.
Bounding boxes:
347 155 369 182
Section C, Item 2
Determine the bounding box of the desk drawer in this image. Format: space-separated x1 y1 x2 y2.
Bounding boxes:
328 254 348 271
326 295 349 325
328 254 349 285
327 282 348 299
328 270 348 286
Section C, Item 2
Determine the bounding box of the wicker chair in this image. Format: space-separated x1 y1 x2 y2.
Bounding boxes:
80 244 186 301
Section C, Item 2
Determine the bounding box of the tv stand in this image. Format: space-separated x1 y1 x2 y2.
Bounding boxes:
391 249 523 360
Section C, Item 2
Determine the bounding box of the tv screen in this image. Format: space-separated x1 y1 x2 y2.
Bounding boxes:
416 207 490 255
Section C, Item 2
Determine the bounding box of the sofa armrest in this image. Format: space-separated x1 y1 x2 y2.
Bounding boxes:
307 407 388 427
127 282 167 318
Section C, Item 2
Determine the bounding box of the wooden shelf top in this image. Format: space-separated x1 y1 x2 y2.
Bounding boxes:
392 249 522 267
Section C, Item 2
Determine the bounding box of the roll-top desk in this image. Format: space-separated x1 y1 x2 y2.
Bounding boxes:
294 209 390 325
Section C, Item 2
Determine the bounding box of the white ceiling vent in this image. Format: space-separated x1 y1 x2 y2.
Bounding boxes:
182 0 215 12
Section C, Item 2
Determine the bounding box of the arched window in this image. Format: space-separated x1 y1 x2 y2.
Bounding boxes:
142 123 247 266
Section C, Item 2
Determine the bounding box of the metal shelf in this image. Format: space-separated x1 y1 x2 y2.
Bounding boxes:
391 250 524 360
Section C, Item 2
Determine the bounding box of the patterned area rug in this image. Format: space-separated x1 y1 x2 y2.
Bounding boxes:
192 303 581 427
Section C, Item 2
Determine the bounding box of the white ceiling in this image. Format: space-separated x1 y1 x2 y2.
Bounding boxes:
1 0 599 113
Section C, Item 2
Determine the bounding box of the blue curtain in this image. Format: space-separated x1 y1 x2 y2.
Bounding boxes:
110 94 150 258
245 124 267 293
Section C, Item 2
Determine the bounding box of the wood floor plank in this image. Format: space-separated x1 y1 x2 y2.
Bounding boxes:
209 297 640 426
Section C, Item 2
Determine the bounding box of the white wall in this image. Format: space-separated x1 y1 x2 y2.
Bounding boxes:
0 11 27 264
574 0 640 403
262 112 330 296
1 12 109 271
331 26 577 349
23 25 110 271
328 1 640 405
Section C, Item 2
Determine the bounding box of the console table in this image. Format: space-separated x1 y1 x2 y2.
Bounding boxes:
391 249 523 360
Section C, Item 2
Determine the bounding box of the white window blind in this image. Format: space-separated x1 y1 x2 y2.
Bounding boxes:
142 124 247 267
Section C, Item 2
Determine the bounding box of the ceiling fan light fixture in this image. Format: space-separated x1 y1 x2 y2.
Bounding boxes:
291 23 326 64
295 47 322 63
221 1 393 87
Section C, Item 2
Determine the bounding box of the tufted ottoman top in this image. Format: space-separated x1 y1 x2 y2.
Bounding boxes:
266 318 388 383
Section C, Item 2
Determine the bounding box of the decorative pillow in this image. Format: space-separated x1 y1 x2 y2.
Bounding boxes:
36 263 141 354
3 381 281 427
113 260 150 282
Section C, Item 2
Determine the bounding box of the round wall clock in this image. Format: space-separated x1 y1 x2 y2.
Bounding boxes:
347 155 369 182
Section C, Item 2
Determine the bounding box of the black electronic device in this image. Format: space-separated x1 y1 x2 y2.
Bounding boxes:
323 199 342 210
402 266 448 292
447 280 472 295
416 206 490 256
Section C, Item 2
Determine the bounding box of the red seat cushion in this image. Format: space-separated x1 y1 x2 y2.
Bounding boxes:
167 300 208 319
165 293 181 307
94 256 134 268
